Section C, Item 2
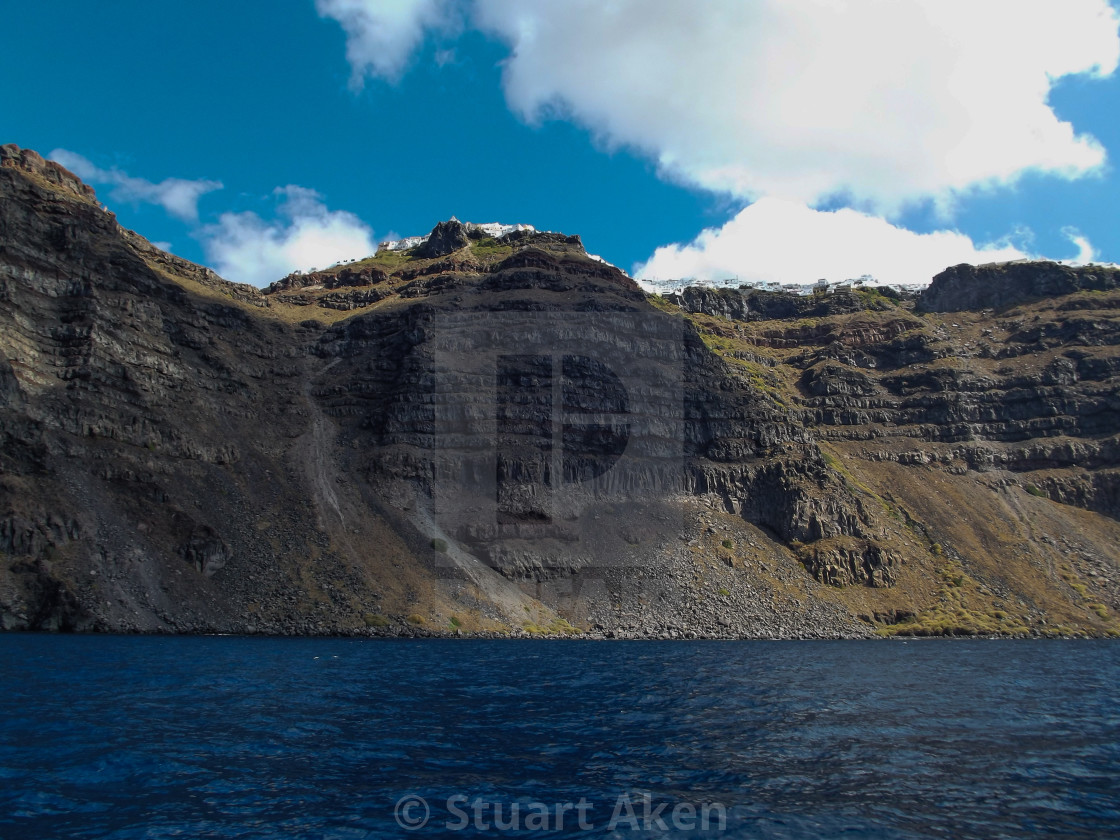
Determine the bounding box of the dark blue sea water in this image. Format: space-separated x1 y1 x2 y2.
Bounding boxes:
0 637 1117 840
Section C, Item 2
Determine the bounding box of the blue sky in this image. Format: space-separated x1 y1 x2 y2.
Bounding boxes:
3 1 1120 288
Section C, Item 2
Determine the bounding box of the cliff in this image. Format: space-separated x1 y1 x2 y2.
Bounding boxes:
917 260 1120 313
2 144 1118 638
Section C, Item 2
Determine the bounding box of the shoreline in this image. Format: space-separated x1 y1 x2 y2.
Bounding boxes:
2 628 1113 641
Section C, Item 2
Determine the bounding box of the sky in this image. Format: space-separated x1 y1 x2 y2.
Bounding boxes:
3 0 1120 289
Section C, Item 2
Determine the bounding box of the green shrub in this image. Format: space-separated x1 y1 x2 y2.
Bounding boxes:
549 618 580 635
431 538 448 553
721 539 733 550
363 613 390 628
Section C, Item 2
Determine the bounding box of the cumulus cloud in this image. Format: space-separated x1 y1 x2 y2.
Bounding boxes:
634 199 1030 287
316 0 460 86
472 0 1119 212
197 186 377 287
49 149 222 222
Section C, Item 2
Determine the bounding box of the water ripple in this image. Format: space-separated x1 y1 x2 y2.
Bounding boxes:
0 637 1117 839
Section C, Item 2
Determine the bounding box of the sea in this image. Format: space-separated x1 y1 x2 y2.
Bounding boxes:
0 636 1117 839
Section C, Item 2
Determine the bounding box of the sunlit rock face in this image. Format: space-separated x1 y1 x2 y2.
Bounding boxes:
2 145 1120 639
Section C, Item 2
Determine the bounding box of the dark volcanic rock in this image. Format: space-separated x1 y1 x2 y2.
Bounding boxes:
798 540 900 587
414 219 471 258
2 144 1119 639
1 143 96 202
267 265 389 294
918 261 1120 313
672 286 884 321
500 229 585 251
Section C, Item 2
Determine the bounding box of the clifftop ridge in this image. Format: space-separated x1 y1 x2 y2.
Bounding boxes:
0 144 97 204
918 260 1120 313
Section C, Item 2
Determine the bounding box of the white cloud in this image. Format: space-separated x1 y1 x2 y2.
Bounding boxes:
316 0 459 87
197 186 377 287
634 198 1030 287
472 0 1119 212
1061 226 1097 264
46 149 377 288
316 1 1120 281
49 149 222 222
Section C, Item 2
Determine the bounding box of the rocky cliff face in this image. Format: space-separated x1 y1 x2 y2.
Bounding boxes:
918 260 1120 313
2 144 1118 638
